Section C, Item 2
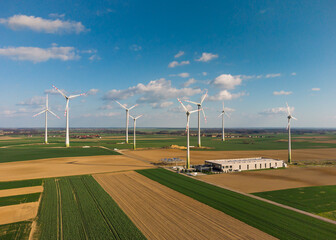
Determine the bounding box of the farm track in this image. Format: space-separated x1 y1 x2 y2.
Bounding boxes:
95 171 276 240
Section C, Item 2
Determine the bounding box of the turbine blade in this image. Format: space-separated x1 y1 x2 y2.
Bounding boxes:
200 90 208 104
184 100 199 105
115 100 127 110
218 113 224 118
128 104 138 110
129 115 135 120
292 116 298 120
33 110 46 117
286 102 291 115
135 114 143 120
201 108 207 123
48 110 60 119
69 93 86 99
52 85 67 98
223 101 225 111
177 98 188 112
225 112 231 118
46 94 48 108
189 109 200 114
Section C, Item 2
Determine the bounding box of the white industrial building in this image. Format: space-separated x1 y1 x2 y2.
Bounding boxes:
205 157 286 173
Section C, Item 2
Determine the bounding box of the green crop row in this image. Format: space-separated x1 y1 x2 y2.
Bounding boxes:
0 221 32 240
0 192 40 207
137 168 336 240
35 176 146 240
0 179 42 190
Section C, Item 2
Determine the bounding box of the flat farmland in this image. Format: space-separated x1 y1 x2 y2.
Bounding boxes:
197 166 336 193
94 171 276 240
0 155 153 181
124 148 336 165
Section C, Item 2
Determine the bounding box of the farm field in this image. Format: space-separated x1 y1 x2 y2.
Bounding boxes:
0 155 153 181
197 166 336 193
253 185 336 221
125 147 336 165
33 175 145 239
137 168 336 239
94 171 275 240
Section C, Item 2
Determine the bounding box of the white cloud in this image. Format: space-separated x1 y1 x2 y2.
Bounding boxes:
265 73 281 78
129 44 142 51
89 54 101 61
211 74 242 89
168 60 190 68
196 52 218 62
82 112 120 118
312 88 320 91
291 72 297 76
48 13 65 19
0 108 30 117
17 96 45 106
178 72 189 78
207 90 246 101
86 89 99 95
183 78 197 87
273 90 292 96
174 51 184 58
103 78 202 105
151 101 174 109
45 88 67 95
99 104 114 110
0 46 79 62
202 72 207 76
0 15 86 34
259 106 294 116
169 103 194 113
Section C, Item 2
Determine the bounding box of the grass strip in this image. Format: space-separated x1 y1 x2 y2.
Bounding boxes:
0 179 42 190
0 221 32 240
137 168 336 240
0 192 40 207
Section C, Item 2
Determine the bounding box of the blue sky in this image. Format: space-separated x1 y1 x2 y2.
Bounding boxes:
0 0 335 128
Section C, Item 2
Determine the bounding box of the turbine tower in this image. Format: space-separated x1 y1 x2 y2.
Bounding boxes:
130 115 143 150
286 102 297 164
52 85 86 147
218 101 230 141
33 94 60 144
115 101 138 144
185 90 207 147
177 98 200 169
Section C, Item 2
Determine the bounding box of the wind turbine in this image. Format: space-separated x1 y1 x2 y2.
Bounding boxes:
52 85 86 147
130 115 143 150
184 90 207 147
218 101 230 141
286 102 298 164
177 98 200 169
115 101 138 144
33 94 60 144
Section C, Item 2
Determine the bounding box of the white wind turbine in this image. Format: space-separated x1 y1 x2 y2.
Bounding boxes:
130 114 143 150
218 101 230 141
286 102 298 164
115 101 138 144
52 85 86 147
177 98 200 169
33 94 60 144
185 90 208 147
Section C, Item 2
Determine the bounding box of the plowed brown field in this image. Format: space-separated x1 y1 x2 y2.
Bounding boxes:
124 148 336 165
0 202 39 225
197 166 336 193
0 155 153 181
94 171 276 240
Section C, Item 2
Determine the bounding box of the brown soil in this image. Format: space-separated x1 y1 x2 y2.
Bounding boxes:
0 136 22 140
0 155 153 181
0 202 39 225
0 186 43 198
197 166 336 193
94 171 276 240
124 148 336 165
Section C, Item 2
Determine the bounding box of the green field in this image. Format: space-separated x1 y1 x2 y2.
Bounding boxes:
253 185 336 221
0 193 40 207
35 176 146 240
0 179 42 190
137 168 336 240
0 221 32 240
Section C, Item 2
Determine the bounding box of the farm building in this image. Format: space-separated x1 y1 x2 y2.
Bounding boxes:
205 157 286 173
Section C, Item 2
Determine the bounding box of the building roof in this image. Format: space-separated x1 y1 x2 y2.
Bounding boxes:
205 157 283 165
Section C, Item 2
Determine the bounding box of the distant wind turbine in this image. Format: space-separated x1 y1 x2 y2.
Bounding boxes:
52 85 86 147
184 90 207 147
286 102 297 163
218 101 230 141
130 114 143 150
115 101 138 144
33 94 60 144
177 98 200 169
